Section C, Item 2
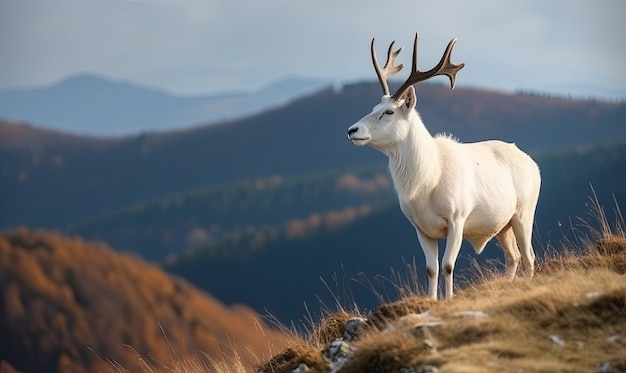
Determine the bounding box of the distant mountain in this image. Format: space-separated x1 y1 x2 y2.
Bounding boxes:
1 82 625 229
0 74 330 135
0 229 288 373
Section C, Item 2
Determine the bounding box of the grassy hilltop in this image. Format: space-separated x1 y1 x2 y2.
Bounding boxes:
111 201 626 373
256 201 626 373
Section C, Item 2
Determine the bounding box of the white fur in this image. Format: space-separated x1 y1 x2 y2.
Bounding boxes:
347 87 541 299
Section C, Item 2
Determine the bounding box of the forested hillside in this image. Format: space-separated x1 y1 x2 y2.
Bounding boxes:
2 82 625 229
68 166 393 260
68 140 626 266
0 230 287 373
163 141 626 323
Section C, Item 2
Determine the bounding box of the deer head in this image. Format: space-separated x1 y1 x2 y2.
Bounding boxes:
347 33 465 151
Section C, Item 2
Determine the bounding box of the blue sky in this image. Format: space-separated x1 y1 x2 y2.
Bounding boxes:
1 0 625 99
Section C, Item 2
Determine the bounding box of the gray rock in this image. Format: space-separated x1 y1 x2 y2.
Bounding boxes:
416 365 439 373
292 363 311 373
343 317 368 341
607 334 620 344
401 366 439 373
549 335 565 346
598 362 615 373
323 340 354 362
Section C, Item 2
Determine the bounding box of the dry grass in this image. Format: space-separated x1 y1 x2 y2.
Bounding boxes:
254 197 626 373
281 265 625 373
112 197 626 372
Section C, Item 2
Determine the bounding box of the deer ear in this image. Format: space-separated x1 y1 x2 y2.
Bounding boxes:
400 85 417 111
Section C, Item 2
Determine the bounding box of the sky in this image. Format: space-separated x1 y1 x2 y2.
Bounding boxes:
1 0 625 99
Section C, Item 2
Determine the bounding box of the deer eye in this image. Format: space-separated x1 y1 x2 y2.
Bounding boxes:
379 109 394 120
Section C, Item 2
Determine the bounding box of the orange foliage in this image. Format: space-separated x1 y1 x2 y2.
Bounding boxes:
0 229 289 373
324 207 359 231
335 172 391 194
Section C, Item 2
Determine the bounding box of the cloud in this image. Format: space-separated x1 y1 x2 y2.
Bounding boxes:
0 0 624 98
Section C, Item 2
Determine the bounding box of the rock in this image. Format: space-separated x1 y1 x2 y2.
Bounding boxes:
416 365 439 373
324 339 355 373
586 290 603 299
607 334 620 344
292 363 311 372
549 335 565 346
415 310 433 318
454 310 489 318
323 340 354 362
343 317 367 341
423 339 437 352
409 321 438 354
598 362 614 373
415 321 443 328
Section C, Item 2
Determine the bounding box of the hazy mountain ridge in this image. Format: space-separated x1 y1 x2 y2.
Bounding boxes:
0 74 330 136
2 82 625 229
0 229 287 373
0 120 119 151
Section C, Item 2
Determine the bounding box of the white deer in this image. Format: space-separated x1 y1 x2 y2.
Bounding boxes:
347 34 541 299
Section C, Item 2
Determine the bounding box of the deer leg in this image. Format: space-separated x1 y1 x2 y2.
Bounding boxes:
496 225 521 280
442 220 465 299
512 214 536 278
416 230 439 300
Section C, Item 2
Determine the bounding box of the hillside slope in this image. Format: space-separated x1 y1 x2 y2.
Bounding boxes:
257 218 626 373
0 230 288 373
2 82 625 228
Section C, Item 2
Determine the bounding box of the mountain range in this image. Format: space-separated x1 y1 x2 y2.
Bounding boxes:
2 80 626 325
2 81 625 230
0 74 330 136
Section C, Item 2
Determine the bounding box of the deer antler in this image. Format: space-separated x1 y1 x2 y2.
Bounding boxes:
371 38 404 96
393 33 465 101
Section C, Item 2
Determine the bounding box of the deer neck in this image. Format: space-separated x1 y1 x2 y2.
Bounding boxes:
386 114 440 201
